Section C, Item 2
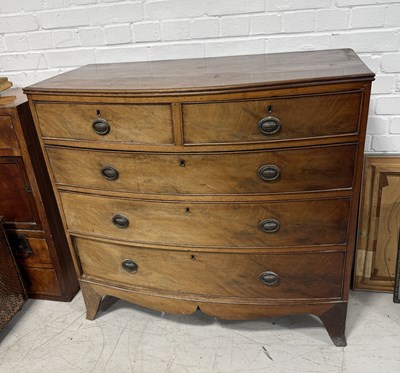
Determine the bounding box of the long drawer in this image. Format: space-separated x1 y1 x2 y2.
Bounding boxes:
35 102 173 144
75 237 344 299
47 144 357 195
61 192 350 248
183 91 362 144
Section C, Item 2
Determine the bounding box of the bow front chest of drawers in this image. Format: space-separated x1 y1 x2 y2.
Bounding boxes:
25 49 374 346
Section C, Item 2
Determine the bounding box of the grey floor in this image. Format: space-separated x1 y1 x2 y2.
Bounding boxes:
0 290 399 373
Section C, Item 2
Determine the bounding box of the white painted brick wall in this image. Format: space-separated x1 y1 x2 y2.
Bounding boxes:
1 0 400 153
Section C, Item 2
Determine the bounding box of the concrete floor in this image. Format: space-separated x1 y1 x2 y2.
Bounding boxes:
0 291 399 373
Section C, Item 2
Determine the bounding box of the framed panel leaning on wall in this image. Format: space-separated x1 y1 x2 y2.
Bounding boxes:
354 156 400 292
394 232 400 303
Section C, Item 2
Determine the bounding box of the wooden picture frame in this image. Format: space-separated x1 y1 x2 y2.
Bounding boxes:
354 156 400 292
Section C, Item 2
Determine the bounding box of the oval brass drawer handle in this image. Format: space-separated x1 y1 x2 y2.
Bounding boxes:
92 118 110 135
260 219 280 233
101 166 119 181
259 271 279 286
258 116 281 135
258 165 280 181
122 259 138 273
112 214 129 229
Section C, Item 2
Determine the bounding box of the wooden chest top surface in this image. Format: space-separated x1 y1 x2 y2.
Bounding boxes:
25 49 373 95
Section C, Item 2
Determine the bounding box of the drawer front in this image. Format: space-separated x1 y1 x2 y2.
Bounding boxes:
0 115 19 150
0 159 37 224
183 92 362 144
7 234 52 266
35 102 173 144
48 144 356 195
75 237 344 299
61 192 350 248
20 267 61 296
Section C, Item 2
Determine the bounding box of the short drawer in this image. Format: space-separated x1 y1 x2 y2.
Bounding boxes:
48 143 356 195
75 237 344 299
7 234 52 266
20 267 61 297
61 192 350 248
35 102 173 144
183 91 362 144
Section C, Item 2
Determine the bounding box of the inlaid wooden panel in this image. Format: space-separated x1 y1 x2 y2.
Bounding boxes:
183 92 362 144
354 156 400 292
35 102 173 144
75 237 344 299
47 143 357 195
61 192 351 248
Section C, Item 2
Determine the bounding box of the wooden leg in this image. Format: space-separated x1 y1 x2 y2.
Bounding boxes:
318 303 348 347
80 281 102 320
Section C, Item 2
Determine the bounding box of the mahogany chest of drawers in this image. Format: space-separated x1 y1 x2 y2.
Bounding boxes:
0 90 78 300
25 49 374 345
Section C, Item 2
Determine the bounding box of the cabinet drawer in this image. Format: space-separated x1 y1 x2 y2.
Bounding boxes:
48 144 356 195
35 102 173 144
7 234 52 266
183 92 362 144
20 267 61 297
61 192 350 248
75 237 344 299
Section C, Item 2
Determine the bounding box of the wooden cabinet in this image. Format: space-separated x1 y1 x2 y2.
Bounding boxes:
25 49 374 345
0 91 78 300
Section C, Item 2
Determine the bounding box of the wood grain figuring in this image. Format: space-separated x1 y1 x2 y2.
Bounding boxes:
75 237 344 299
354 156 400 292
36 102 173 144
7 235 52 266
47 143 357 195
0 159 36 224
0 115 20 151
21 267 61 296
25 50 374 346
183 91 362 144
25 49 373 95
61 192 350 247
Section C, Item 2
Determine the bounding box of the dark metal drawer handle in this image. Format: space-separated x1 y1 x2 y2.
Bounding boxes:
258 165 280 181
9 235 33 259
259 271 279 286
92 118 110 135
101 166 119 181
260 219 280 233
122 259 138 273
258 116 281 135
112 214 129 229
